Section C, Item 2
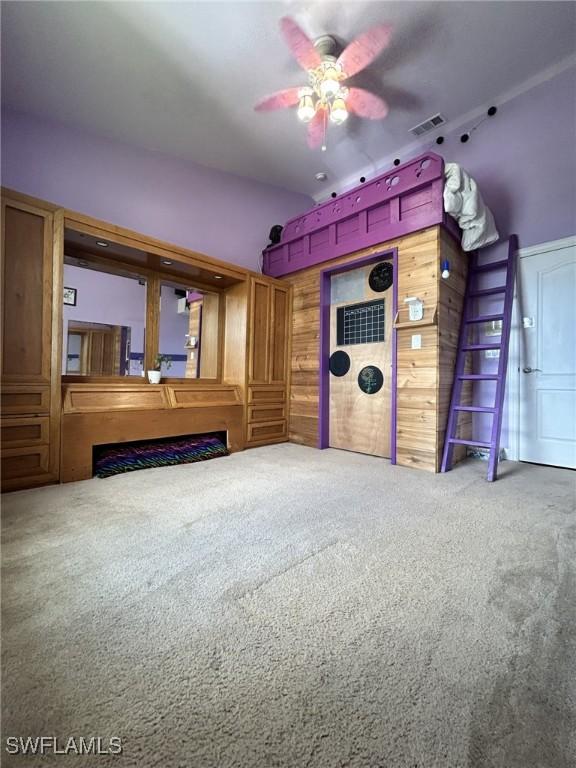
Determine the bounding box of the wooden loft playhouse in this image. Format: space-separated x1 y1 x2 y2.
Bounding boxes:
263 152 514 478
1 152 515 491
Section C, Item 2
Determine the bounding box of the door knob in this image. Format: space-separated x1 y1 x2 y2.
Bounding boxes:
523 367 542 373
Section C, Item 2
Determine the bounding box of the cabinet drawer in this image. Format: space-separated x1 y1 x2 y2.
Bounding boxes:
1 417 50 449
247 420 287 443
1 445 51 488
1 386 50 415
248 386 285 404
248 404 286 423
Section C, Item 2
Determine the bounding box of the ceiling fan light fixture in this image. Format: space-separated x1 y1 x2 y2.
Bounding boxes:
330 97 348 125
317 61 342 99
297 94 316 123
255 17 392 149
320 77 340 99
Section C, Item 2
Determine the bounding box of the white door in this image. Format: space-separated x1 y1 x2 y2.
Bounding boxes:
519 243 576 468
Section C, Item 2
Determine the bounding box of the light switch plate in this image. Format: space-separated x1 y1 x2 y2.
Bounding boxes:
411 334 422 350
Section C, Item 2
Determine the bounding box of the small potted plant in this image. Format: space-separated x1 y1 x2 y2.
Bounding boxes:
147 354 172 384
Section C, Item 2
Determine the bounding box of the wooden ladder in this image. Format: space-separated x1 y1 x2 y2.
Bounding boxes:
441 234 518 481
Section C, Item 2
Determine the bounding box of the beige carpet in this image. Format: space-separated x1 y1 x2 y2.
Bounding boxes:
2 444 575 768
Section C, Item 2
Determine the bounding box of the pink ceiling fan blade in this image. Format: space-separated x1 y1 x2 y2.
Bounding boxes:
280 16 322 71
347 88 389 119
307 108 326 149
337 24 392 78
254 87 302 111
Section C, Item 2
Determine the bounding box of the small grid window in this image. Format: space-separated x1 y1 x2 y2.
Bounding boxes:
337 299 385 346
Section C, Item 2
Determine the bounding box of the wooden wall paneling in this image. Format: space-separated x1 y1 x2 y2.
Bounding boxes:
437 230 471 467
283 227 442 461
284 285 293 442
282 225 469 473
285 271 320 447
198 292 220 379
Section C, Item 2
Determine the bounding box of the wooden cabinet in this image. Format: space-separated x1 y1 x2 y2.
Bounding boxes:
1 194 62 491
60 383 244 483
246 277 290 446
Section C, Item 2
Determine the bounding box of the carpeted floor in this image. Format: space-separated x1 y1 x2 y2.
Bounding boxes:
2 444 575 768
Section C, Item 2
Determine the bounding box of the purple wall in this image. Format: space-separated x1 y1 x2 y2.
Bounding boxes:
431 67 576 450
429 66 576 250
1 109 312 271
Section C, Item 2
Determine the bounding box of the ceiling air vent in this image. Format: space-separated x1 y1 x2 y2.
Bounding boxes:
409 113 446 137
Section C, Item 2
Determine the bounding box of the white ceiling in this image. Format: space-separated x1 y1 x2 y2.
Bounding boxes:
2 1 575 197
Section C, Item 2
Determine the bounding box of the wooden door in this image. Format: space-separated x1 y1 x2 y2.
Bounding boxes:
329 263 393 457
1 200 54 384
248 278 271 384
270 285 289 384
246 277 290 446
1 194 62 491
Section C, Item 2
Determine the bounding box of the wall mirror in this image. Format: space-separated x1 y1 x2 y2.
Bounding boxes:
63 258 147 377
158 281 220 379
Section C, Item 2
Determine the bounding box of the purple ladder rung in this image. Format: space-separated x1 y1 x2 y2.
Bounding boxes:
472 259 509 273
441 235 518 481
449 439 491 448
454 406 496 413
462 343 501 351
465 313 504 324
469 286 506 297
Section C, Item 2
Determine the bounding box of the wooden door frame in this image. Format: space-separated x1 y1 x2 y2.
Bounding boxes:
318 247 398 462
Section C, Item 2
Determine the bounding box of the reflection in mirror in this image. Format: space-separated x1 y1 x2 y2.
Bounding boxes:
159 283 219 378
63 261 146 376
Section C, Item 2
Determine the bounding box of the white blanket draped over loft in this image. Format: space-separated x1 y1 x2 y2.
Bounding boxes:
444 162 499 251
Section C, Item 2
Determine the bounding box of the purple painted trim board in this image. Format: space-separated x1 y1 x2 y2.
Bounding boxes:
263 152 459 278
319 248 398 464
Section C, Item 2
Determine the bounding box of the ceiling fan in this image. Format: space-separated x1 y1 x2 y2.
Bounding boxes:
255 16 392 150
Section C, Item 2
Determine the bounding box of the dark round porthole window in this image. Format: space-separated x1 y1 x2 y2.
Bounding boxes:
368 262 393 293
358 365 384 394
329 350 350 377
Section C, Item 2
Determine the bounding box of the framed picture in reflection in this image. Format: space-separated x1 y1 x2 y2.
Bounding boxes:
63 286 77 306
